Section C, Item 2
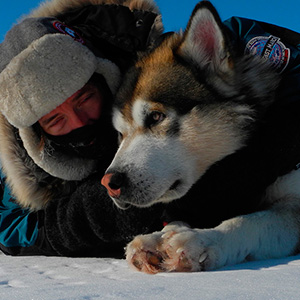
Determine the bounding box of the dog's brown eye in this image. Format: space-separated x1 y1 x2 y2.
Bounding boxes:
146 111 166 128
152 112 164 122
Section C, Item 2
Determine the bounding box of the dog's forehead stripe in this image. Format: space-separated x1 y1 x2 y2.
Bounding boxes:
112 108 129 133
132 99 150 127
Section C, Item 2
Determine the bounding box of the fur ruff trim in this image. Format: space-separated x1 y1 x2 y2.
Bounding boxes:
19 127 97 181
0 114 52 209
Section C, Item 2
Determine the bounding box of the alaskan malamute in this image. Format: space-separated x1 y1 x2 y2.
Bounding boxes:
101 1 300 273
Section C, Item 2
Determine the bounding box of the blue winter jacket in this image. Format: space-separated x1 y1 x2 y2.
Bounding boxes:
0 170 38 251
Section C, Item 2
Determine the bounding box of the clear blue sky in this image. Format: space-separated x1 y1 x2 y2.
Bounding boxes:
1 0 299 42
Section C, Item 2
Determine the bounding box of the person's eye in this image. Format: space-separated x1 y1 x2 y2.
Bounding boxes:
48 117 64 129
79 93 94 107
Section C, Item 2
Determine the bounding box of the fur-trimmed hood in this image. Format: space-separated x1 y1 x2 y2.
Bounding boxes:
0 0 163 210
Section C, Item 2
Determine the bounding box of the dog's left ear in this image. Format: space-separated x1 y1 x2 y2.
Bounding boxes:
179 1 232 74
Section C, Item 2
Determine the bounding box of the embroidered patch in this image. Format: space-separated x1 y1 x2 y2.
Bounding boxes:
245 35 290 73
53 21 85 44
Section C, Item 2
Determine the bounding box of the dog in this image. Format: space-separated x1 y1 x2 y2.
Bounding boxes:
101 1 300 273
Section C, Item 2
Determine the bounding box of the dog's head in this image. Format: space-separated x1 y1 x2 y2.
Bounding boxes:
101 1 279 209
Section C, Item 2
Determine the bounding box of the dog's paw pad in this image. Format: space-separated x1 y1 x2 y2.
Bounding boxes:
146 251 163 267
127 249 166 274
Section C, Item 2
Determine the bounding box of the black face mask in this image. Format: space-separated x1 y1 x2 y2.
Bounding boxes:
43 111 118 160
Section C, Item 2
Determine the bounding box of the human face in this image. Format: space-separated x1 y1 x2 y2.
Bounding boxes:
39 83 102 136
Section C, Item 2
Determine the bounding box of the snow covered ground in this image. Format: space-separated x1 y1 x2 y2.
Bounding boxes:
1 252 300 300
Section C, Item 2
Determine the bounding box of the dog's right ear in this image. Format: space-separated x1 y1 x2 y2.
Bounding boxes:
178 1 232 74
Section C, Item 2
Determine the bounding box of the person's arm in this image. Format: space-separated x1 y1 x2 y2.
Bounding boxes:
0 171 163 257
0 175 57 256
43 173 164 257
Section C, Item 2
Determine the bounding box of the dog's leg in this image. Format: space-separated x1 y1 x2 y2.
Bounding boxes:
126 202 300 273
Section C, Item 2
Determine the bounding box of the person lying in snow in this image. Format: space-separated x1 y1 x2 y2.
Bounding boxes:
0 0 165 256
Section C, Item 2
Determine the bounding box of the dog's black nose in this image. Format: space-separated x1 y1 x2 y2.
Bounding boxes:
101 172 126 198
109 172 126 190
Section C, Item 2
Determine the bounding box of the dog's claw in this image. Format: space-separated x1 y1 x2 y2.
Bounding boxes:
199 252 208 264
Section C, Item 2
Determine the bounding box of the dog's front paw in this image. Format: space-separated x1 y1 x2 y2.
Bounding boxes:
160 227 222 272
126 224 223 273
126 231 168 274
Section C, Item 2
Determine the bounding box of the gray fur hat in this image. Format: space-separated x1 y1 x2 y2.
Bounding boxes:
0 17 121 181
0 17 121 128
